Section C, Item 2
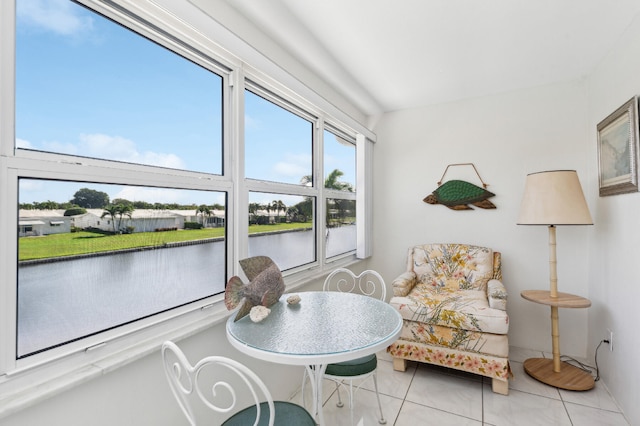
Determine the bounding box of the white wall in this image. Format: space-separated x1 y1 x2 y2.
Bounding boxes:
368 79 593 356
586 12 640 426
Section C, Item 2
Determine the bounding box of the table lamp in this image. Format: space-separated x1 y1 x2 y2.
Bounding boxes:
517 170 595 390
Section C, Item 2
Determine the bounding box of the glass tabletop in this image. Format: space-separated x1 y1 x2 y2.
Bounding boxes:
226 291 402 365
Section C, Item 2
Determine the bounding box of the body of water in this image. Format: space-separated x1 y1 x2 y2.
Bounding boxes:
17 225 355 356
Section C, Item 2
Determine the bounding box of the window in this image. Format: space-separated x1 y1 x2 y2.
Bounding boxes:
16 0 223 175
18 179 226 357
324 129 357 258
248 191 315 270
324 129 356 192
244 89 313 185
1 0 373 403
10 0 229 361
245 84 320 270
325 197 356 257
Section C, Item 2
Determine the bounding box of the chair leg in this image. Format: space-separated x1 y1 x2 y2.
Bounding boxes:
335 381 344 408
392 357 407 372
301 369 308 408
492 377 509 395
348 380 354 409
372 372 386 424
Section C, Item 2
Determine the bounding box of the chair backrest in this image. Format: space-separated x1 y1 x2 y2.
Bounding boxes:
323 268 386 301
161 341 275 426
406 243 500 292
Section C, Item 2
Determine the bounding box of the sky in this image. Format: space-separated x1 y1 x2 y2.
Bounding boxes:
15 0 355 208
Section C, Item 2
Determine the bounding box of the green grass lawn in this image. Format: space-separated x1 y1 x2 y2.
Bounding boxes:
19 222 312 261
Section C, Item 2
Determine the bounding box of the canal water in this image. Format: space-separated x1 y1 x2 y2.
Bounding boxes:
17 225 355 356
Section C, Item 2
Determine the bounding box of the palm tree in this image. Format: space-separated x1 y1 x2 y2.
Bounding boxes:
276 200 286 222
263 203 271 223
324 169 353 192
115 204 134 232
300 169 353 191
196 204 211 228
323 169 353 227
101 205 120 234
271 200 286 223
101 204 134 234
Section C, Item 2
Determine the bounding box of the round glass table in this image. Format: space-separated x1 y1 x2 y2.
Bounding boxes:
226 291 402 425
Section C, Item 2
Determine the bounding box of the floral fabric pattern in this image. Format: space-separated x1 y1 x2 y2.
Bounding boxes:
412 244 494 292
398 319 509 357
387 342 510 381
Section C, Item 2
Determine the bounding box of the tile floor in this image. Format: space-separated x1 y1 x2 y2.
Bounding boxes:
290 346 629 426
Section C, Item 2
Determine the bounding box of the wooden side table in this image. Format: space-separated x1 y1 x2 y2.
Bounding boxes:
520 290 595 391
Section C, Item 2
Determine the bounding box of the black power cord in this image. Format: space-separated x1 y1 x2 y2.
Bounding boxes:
559 339 608 382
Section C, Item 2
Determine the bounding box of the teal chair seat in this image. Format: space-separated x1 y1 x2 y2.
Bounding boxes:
325 354 377 376
223 401 315 425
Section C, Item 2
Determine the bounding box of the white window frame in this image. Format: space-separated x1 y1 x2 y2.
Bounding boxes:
322 125 358 260
243 80 322 270
0 0 376 418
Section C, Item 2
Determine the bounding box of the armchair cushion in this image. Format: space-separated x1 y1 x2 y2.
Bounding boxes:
410 244 494 292
390 289 509 335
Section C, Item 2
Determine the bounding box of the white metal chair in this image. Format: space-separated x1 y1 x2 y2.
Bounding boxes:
302 268 388 424
162 341 315 426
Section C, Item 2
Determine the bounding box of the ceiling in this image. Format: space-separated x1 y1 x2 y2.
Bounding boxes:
220 0 640 117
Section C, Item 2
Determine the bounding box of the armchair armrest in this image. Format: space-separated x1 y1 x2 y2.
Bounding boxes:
392 271 418 297
487 279 507 310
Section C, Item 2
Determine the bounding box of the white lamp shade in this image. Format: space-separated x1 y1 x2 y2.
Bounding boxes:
518 170 593 225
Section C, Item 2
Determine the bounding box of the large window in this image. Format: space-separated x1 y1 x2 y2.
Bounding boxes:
18 179 226 357
16 0 223 174
245 85 320 270
11 0 228 360
1 0 372 400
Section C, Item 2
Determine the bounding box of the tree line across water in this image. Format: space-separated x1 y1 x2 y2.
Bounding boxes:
19 187 225 212
20 169 354 231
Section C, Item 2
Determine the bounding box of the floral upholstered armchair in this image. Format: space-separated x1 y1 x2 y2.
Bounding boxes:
388 243 510 394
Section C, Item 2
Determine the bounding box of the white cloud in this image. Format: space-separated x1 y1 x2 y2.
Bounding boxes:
136 151 185 170
41 140 79 155
79 133 186 169
17 133 185 170
16 138 33 149
17 0 94 36
273 153 311 179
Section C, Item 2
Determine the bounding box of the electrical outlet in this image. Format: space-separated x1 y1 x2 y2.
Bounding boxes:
607 328 614 352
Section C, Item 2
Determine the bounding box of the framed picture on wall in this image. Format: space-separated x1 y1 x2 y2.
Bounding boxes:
597 97 640 196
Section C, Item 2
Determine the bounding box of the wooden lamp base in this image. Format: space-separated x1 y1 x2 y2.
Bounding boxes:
523 358 594 391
